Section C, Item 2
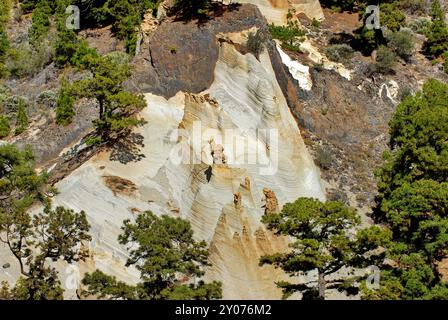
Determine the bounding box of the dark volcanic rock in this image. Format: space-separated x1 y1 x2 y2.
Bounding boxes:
131 4 267 98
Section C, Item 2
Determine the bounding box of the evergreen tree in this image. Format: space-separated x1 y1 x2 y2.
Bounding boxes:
55 78 75 125
72 53 146 143
28 0 52 47
425 0 448 57
260 197 391 299
371 79 448 299
82 211 222 300
0 115 10 138
15 99 28 135
0 144 91 300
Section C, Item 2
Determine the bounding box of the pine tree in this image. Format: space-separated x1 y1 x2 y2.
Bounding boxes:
0 115 10 138
425 0 448 57
56 79 75 125
15 99 28 135
260 197 391 299
28 0 52 47
371 79 448 300
72 53 146 143
82 211 222 300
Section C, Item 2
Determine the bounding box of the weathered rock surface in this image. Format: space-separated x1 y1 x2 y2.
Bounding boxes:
25 21 325 299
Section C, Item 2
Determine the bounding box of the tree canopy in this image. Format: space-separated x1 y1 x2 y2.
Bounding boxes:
371 79 448 299
260 197 391 299
82 211 222 300
0 144 91 300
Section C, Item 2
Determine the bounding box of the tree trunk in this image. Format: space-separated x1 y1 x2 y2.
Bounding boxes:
317 270 326 300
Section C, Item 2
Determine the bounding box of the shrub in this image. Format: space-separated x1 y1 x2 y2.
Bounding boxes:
311 18 321 28
0 115 10 138
425 0 448 57
324 44 354 63
315 144 332 169
56 79 75 126
247 29 266 59
269 22 305 52
15 99 28 135
7 43 53 78
53 26 80 67
408 18 431 34
37 90 57 107
28 0 52 47
380 3 407 32
375 46 397 74
387 29 415 61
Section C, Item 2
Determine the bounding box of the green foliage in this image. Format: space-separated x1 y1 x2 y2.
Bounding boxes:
425 0 448 57
0 144 90 300
311 18 321 28
0 115 10 138
320 0 356 12
0 205 91 300
324 44 354 64
172 0 212 16
28 0 52 48
380 3 407 32
6 43 53 78
0 0 11 78
247 29 267 59
0 144 47 214
409 17 431 35
354 2 406 55
387 29 415 61
315 144 332 169
376 79 448 196
260 198 391 299
82 211 222 300
14 98 28 135
53 24 80 67
373 79 448 300
375 45 397 74
72 53 146 142
268 22 305 52
56 78 75 125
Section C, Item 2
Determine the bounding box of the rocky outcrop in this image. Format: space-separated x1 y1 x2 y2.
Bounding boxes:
262 187 279 215
33 16 325 299
131 4 267 98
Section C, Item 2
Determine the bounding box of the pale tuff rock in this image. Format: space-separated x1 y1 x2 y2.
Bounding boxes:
234 192 242 209
27 31 324 299
210 139 227 164
379 80 400 104
276 43 313 91
226 0 324 24
262 187 280 215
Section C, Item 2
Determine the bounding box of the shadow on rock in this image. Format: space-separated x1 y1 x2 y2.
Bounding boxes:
109 132 146 164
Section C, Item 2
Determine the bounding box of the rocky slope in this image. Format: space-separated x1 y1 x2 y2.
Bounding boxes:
41 11 326 298
2 0 447 300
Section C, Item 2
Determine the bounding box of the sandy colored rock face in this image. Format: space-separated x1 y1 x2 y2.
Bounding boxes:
21 29 325 299
225 0 324 24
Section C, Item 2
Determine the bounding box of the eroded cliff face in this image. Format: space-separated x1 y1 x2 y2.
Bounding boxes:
225 0 324 24
41 23 325 299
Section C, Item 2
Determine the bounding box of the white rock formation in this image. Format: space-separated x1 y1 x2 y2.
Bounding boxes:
276 43 312 90
0 30 325 300
300 39 352 80
225 0 324 24
379 80 400 104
